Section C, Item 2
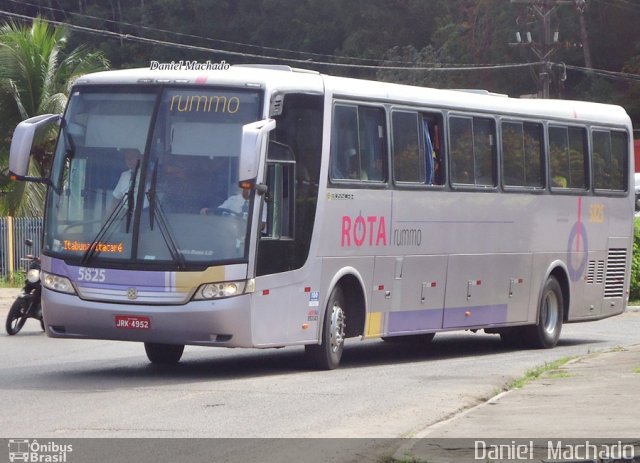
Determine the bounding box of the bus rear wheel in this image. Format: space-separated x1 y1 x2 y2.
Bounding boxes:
522 276 563 349
305 286 346 370
144 342 185 364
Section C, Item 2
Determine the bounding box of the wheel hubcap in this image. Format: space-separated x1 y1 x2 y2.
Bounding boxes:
329 304 346 353
542 290 559 335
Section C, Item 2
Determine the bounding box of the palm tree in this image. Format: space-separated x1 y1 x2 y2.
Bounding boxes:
0 18 109 217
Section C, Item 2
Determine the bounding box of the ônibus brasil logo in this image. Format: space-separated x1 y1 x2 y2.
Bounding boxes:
8 439 73 463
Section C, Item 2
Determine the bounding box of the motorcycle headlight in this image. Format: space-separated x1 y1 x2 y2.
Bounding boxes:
42 271 77 295
26 268 40 284
193 279 255 300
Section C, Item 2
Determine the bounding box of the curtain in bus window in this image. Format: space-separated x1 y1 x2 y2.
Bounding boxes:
392 111 424 183
424 119 434 184
330 105 359 180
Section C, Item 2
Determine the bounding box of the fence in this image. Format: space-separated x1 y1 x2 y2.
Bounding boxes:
0 217 43 279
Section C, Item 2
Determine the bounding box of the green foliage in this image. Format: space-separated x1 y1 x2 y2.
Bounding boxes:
630 218 640 301
1 1 638 123
0 17 109 216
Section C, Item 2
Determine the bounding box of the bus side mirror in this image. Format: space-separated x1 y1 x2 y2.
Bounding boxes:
238 119 276 183
9 114 60 179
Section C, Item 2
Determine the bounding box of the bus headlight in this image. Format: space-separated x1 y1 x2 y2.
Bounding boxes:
42 271 77 295
193 279 255 300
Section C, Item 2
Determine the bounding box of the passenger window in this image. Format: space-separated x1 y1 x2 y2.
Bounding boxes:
549 126 588 191
392 111 445 186
450 115 496 187
392 111 424 183
330 104 386 183
593 130 627 192
501 121 544 188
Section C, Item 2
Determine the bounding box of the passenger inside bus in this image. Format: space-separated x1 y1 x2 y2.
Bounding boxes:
108 148 146 215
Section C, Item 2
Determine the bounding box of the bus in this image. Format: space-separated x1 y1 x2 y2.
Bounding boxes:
8 65 634 369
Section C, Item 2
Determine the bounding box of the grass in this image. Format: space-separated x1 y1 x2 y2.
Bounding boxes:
0 273 23 288
634 367 640 375
504 357 574 390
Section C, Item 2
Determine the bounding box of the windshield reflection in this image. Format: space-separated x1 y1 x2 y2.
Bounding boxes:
44 86 261 268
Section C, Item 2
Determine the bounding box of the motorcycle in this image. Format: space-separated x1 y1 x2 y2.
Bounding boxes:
5 239 43 335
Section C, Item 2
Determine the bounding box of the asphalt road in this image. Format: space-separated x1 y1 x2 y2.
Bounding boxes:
2 286 639 449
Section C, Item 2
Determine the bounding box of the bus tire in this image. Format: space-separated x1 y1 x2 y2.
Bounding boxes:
305 286 346 370
522 276 563 349
144 342 185 364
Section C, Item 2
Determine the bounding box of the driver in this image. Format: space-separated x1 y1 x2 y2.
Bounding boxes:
108 148 148 214
200 187 267 231
200 187 249 216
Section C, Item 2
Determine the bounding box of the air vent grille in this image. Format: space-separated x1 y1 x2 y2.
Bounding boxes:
604 248 627 298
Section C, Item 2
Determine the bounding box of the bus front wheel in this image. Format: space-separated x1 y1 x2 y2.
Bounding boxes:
305 286 346 370
144 342 185 364
522 276 564 349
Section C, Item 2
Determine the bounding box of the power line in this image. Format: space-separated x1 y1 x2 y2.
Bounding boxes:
5 0 403 66
3 0 544 70
559 63 640 83
0 9 542 73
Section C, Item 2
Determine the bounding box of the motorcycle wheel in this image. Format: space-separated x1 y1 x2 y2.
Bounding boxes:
6 298 28 335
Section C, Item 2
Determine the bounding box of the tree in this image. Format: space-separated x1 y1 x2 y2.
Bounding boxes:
0 18 109 217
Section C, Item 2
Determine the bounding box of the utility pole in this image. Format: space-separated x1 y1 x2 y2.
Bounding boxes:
575 0 593 69
509 0 575 98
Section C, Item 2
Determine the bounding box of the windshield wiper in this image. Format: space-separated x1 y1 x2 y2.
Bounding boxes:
81 195 127 266
125 159 140 233
145 166 187 270
147 162 159 230
81 161 139 266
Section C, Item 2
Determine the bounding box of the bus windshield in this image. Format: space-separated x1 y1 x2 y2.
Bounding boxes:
44 86 262 268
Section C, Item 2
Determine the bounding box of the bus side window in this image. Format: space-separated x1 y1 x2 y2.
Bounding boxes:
392 111 424 184
501 120 544 189
450 115 496 187
330 104 386 183
549 125 588 191
593 129 627 192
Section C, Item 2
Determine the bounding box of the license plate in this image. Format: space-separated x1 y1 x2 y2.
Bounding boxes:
115 315 150 330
